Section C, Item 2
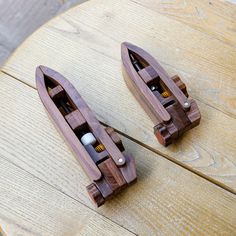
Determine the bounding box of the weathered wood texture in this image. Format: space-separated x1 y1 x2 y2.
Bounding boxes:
2 0 236 191
36 66 136 206
132 0 236 47
0 152 134 236
121 42 200 146
0 73 236 235
0 0 87 65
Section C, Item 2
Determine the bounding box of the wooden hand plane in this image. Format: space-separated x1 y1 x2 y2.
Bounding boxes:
36 66 137 207
121 42 201 146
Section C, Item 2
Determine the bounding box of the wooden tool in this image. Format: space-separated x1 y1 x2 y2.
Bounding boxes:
121 42 201 146
36 66 137 207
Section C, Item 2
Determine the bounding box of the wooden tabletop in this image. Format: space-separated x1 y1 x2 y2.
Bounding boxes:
1 0 236 235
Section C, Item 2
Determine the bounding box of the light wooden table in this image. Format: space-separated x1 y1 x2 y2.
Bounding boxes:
1 0 236 235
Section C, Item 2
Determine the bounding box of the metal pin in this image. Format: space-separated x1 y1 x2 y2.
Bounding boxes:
184 101 190 107
150 85 157 91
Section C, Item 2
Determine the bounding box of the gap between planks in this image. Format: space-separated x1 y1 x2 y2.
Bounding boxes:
0 155 137 236
5 21 233 122
1 45 235 121
2 0 236 121
2 71 236 234
0 142 137 236
0 70 136 234
1 69 235 196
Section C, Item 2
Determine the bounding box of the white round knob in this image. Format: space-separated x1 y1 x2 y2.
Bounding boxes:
81 133 97 146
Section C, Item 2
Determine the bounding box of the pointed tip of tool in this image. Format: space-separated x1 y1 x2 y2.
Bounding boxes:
35 65 52 86
121 42 132 50
121 42 132 61
37 65 50 73
35 65 46 76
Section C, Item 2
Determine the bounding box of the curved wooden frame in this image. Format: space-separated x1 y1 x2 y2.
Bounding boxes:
121 42 201 146
36 66 137 207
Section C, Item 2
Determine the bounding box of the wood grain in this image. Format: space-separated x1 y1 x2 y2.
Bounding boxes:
121 42 200 146
0 73 236 235
0 156 134 236
3 0 236 118
2 0 236 190
132 0 236 47
36 66 102 182
36 66 136 205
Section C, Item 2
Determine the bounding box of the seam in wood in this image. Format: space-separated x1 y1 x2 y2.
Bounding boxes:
2 56 236 121
0 153 137 236
1 70 35 90
1 69 236 196
106 125 236 195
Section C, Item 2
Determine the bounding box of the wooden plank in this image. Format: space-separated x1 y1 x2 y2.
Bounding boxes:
0 157 134 236
1 0 236 190
3 0 236 119
0 73 236 235
132 0 236 47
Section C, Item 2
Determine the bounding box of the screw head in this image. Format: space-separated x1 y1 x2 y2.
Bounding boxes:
118 158 123 163
184 101 190 107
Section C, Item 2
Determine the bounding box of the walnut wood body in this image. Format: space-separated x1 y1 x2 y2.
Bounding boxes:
36 66 137 207
121 42 201 146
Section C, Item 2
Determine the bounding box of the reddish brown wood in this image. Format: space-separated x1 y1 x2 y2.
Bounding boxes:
48 85 65 100
98 158 126 192
105 127 124 152
138 66 158 84
171 75 188 97
86 183 105 207
38 66 125 167
121 42 201 146
95 178 113 199
36 67 101 181
35 66 137 207
65 109 86 131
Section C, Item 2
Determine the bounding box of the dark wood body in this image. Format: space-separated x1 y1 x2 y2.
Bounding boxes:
121 42 201 146
36 66 137 207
